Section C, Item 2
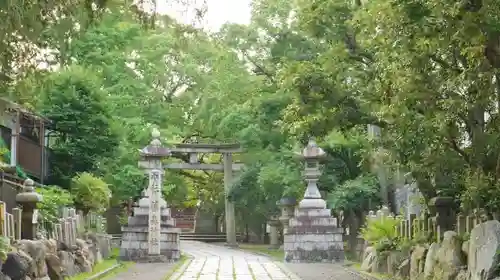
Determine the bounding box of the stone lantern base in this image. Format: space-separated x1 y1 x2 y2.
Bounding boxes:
119 196 181 262
284 207 344 263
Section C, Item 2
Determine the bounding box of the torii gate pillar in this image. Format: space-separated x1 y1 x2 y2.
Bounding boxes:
223 152 237 247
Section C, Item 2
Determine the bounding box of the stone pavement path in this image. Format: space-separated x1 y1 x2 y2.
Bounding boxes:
107 242 364 280
283 263 366 280
173 241 299 280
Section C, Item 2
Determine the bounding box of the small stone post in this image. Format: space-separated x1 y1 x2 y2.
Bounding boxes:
68 208 78 242
12 208 21 240
0 201 6 237
7 214 14 239
16 179 42 240
268 214 281 249
56 224 63 243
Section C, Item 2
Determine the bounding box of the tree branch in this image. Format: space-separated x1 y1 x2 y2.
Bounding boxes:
446 135 471 166
429 54 462 73
176 170 207 182
242 50 275 82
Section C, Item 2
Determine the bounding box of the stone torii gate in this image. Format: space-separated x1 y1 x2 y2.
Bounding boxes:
140 128 243 248
166 143 243 247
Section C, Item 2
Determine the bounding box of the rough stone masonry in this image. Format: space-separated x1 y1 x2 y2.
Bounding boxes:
284 139 344 263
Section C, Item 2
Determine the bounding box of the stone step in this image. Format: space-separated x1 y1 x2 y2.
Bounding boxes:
180 233 243 243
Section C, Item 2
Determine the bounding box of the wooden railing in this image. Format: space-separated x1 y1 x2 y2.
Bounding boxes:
0 125 52 181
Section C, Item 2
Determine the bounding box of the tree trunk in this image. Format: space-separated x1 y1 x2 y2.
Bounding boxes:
412 171 436 205
245 223 249 243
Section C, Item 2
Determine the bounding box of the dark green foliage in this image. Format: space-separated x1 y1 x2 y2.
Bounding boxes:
40 66 119 187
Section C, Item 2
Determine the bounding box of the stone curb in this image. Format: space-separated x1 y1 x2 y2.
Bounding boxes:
85 262 123 280
342 265 388 280
168 255 194 280
273 261 303 280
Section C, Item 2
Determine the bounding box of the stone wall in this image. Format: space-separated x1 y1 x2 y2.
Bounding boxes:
359 220 500 280
0 201 112 280
0 232 112 280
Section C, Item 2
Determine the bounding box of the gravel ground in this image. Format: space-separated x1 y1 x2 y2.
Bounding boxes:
106 263 175 280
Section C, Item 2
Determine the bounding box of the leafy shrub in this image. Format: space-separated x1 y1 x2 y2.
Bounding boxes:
326 174 380 212
36 186 73 225
71 172 111 214
412 230 432 245
361 215 401 252
0 236 9 261
118 207 129 226
457 232 470 242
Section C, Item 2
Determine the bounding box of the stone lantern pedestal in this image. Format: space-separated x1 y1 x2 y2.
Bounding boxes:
284 139 344 263
16 179 42 240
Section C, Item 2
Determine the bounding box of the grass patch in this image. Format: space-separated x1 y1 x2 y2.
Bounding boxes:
238 244 284 260
247 263 256 280
69 248 132 280
232 257 236 278
163 254 191 280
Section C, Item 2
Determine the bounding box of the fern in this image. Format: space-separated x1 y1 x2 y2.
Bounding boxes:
361 215 401 252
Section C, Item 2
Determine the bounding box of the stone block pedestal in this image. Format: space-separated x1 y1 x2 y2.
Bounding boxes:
119 197 181 262
284 208 344 263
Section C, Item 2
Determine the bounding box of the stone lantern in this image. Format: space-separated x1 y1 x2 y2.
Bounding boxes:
267 212 281 249
16 178 42 240
428 196 456 240
284 139 344 263
298 139 327 209
277 197 297 234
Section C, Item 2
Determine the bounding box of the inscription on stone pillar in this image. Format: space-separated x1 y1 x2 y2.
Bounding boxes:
148 169 162 255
